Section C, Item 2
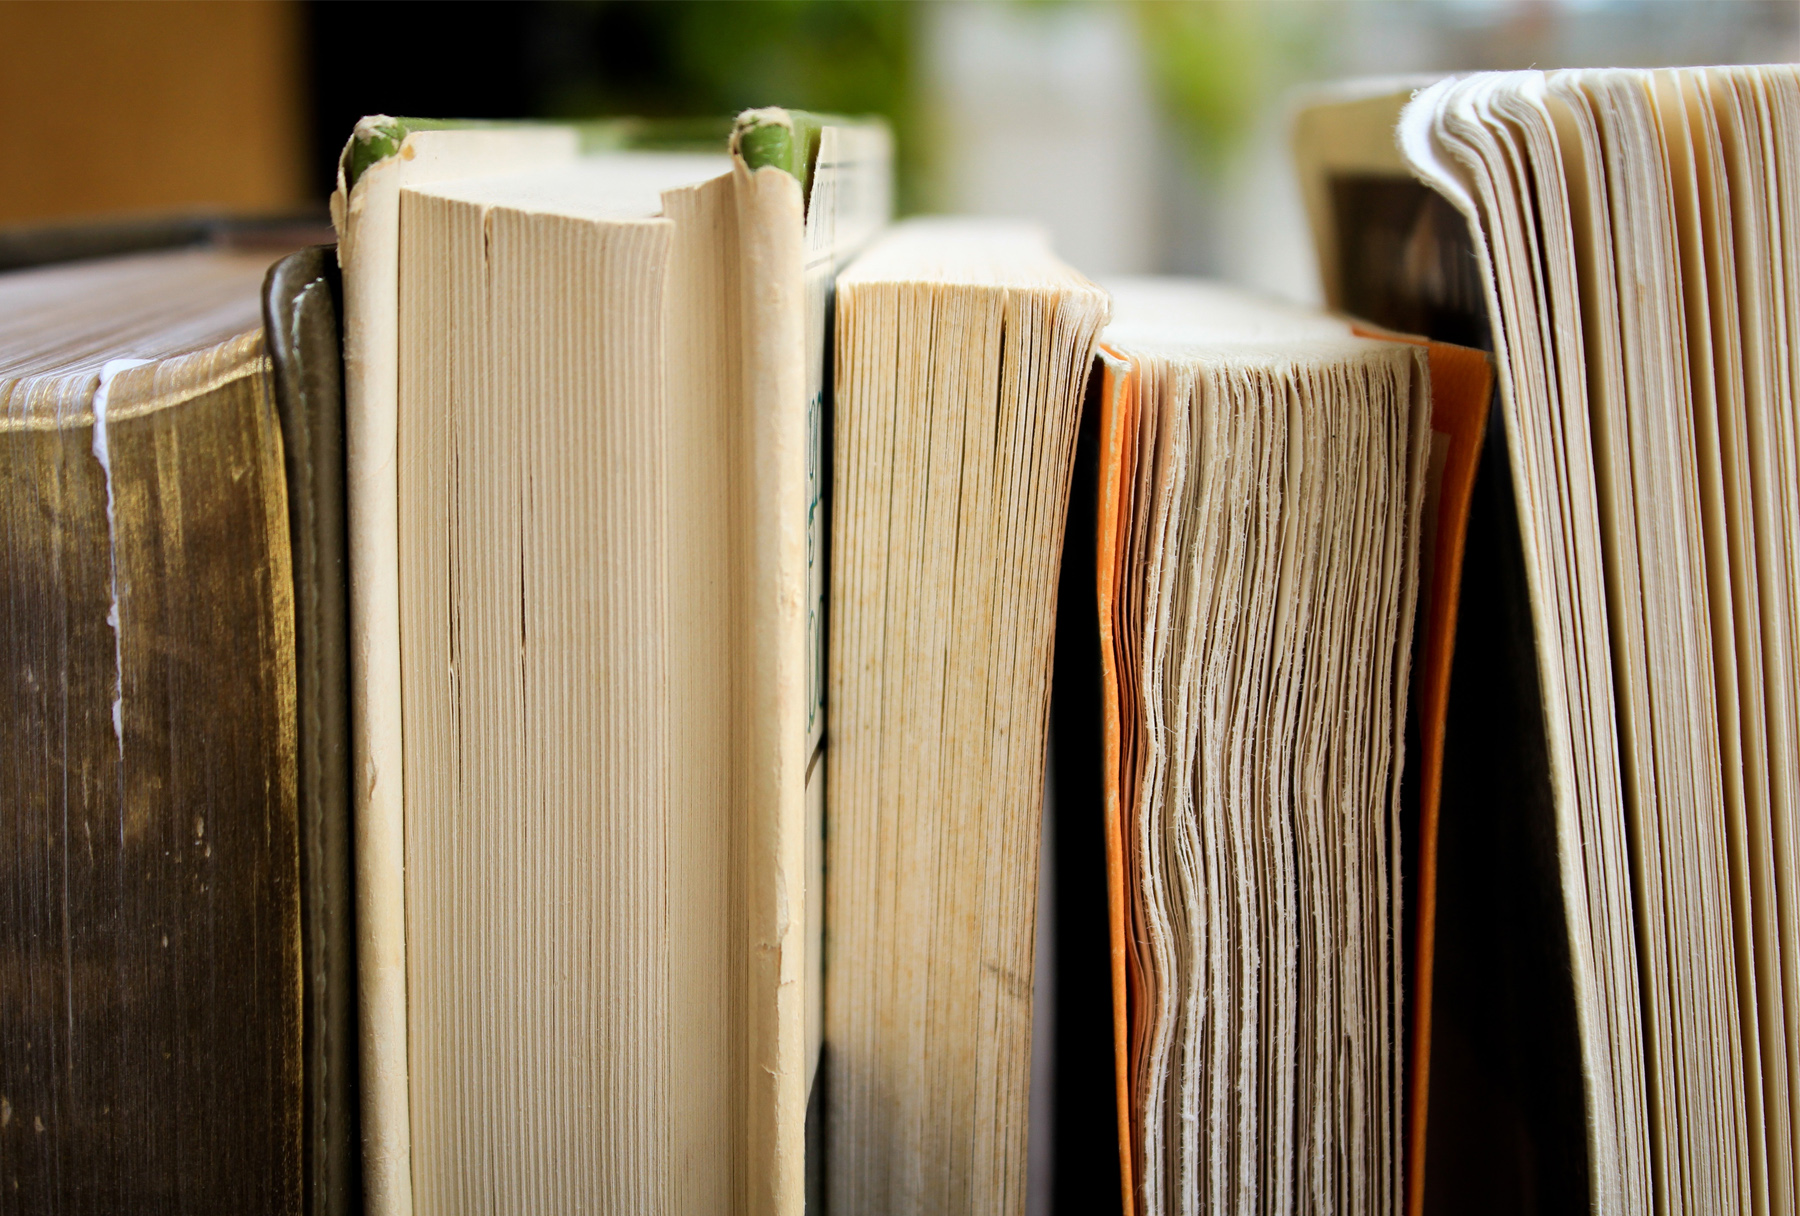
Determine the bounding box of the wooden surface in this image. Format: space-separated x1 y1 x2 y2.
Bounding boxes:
0 344 302 1211
0 1 306 226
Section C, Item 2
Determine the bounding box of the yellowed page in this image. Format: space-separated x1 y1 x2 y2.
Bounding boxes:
330 120 577 1216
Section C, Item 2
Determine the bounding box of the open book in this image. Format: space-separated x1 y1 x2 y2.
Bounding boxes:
1298 65 1800 1215
331 110 889 1215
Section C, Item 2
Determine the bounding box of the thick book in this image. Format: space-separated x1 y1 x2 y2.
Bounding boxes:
329 110 890 1215
1077 279 1489 1216
0 241 357 1214
1297 65 1800 1215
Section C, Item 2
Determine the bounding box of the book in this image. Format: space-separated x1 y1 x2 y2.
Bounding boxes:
1297 65 1800 1214
330 110 889 1215
0 240 356 1214
1085 279 1496 1216
268 246 362 1216
823 217 1110 1214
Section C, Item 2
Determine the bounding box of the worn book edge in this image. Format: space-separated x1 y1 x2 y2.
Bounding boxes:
331 118 577 1216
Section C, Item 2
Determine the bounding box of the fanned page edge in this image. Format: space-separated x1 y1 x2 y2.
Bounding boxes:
1096 319 1432 1216
330 121 579 1216
1096 309 1447 1216
1400 74 1648 1215
1350 325 1494 1216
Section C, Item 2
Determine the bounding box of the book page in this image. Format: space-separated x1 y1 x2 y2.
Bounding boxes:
1098 280 1433 1216
331 122 578 1216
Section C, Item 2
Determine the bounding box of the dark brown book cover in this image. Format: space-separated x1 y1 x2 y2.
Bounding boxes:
265 247 360 1216
0 243 355 1214
0 334 303 1210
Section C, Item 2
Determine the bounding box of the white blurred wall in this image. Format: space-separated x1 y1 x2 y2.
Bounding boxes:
925 1 1164 278
922 0 1800 306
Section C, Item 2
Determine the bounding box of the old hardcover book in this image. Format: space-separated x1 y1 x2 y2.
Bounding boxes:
330 110 889 1215
0 242 356 1214
266 246 361 1216
1297 65 1800 1216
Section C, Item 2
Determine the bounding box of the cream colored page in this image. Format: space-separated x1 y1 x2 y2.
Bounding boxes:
1758 65 1800 1208
1402 76 1652 1213
1571 70 1746 1212
1481 70 1751 1214
389 153 738 1215
799 122 892 1087
398 189 677 1214
1680 67 1795 1215
1725 63 1800 1212
662 170 744 1215
1660 68 1778 1215
1527 70 1748 1213
824 223 1106 1215
329 122 577 1216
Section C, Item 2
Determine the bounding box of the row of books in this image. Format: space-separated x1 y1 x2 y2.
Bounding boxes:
3 65 1799 1216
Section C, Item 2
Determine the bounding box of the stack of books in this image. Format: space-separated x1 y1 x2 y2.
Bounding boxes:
3 66 1799 1216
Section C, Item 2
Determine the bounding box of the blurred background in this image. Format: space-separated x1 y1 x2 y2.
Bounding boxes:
2 0 1795 305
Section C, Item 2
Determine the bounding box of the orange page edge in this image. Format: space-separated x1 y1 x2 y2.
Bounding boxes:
1095 346 1137 1216
1094 331 1488 1216
1353 324 1492 1216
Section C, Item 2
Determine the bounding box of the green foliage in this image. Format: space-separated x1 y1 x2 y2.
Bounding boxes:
1133 1 1265 168
533 0 922 210
1131 0 1326 171
345 118 408 190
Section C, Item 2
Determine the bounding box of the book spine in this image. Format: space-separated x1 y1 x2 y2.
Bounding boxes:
264 247 361 1216
331 122 577 1216
732 142 812 1216
331 130 416 1216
